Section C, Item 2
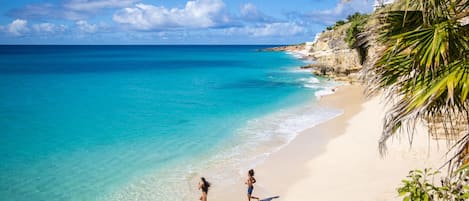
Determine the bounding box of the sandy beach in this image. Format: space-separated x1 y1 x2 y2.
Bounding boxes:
246 84 448 201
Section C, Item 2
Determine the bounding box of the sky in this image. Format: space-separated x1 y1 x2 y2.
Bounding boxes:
0 0 375 44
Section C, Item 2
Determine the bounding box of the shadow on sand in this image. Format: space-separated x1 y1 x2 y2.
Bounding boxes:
260 196 280 201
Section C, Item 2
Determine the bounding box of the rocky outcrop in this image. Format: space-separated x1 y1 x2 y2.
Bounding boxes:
266 20 373 83
263 44 306 52
303 23 363 82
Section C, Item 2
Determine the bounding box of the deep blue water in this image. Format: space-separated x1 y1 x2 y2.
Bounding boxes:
0 45 338 201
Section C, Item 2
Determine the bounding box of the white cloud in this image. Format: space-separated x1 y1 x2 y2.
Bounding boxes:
76 20 98 33
240 3 257 17
1 20 70 37
64 0 139 11
8 0 139 21
227 22 305 37
113 0 229 30
32 23 67 34
302 0 374 25
32 23 55 33
240 3 275 23
7 19 30 36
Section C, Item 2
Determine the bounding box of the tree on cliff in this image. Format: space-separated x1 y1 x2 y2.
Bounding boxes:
362 0 469 168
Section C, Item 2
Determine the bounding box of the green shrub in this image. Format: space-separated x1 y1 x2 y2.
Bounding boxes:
344 12 369 48
335 20 346 27
324 12 369 47
326 20 347 31
398 167 469 201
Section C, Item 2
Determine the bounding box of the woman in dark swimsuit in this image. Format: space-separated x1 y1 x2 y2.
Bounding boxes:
198 177 210 201
245 169 260 201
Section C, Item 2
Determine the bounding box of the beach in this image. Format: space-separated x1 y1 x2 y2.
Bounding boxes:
239 84 447 201
0 46 451 201
0 45 342 201
2 0 467 200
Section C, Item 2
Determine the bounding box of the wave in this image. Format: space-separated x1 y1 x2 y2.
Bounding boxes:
285 51 305 59
104 65 344 201
298 77 320 84
315 88 336 97
298 76 340 99
104 99 343 201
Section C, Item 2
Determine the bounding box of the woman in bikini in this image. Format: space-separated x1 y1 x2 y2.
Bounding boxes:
245 169 260 201
198 177 210 201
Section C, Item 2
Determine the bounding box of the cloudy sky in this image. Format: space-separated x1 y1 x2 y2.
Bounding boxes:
0 0 374 44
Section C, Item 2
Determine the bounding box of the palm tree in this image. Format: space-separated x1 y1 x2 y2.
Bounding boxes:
361 0 469 168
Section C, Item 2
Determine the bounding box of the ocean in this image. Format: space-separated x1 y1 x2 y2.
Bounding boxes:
0 45 342 201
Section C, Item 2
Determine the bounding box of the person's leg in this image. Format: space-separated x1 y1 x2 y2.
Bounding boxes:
249 187 259 200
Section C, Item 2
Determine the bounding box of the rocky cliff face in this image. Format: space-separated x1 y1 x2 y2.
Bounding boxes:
306 23 363 81
266 21 376 82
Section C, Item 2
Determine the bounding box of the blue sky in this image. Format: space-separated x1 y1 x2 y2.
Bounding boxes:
0 0 374 44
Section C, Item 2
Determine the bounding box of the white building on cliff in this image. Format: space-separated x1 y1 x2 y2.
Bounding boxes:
374 0 395 10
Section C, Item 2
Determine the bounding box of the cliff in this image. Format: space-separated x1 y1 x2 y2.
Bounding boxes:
303 23 363 82
265 14 375 82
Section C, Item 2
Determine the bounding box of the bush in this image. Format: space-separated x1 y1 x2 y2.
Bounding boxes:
335 20 346 26
324 12 369 48
326 20 347 31
344 13 369 47
398 167 469 201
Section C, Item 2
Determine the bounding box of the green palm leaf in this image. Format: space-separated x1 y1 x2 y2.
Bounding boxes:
362 0 469 167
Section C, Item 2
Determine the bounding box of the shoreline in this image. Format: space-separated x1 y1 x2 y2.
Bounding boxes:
104 49 344 201
251 83 447 201
255 84 366 198
210 84 364 201
208 78 447 201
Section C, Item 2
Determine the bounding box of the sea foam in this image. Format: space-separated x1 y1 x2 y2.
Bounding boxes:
105 100 343 201
0 45 344 201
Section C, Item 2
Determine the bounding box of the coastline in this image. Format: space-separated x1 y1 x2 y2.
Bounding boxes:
209 84 359 201
255 84 367 198
1 45 452 201
252 84 447 201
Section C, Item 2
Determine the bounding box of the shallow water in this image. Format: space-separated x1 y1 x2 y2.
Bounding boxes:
0 45 340 201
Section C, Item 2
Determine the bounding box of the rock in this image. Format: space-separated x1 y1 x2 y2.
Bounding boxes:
306 23 363 81
263 44 306 52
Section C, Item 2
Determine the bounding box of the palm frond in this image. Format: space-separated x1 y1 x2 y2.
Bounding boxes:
362 0 469 168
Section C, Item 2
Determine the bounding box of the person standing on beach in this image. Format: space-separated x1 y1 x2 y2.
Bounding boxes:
245 169 260 201
198 177 210 201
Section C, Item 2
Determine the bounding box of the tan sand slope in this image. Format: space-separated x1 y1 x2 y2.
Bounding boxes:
254 85 447 201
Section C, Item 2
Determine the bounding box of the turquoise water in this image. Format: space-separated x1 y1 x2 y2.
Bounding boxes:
0 45 340 201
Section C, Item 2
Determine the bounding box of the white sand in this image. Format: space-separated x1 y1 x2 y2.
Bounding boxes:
254 85 448 201
284 98 447 200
